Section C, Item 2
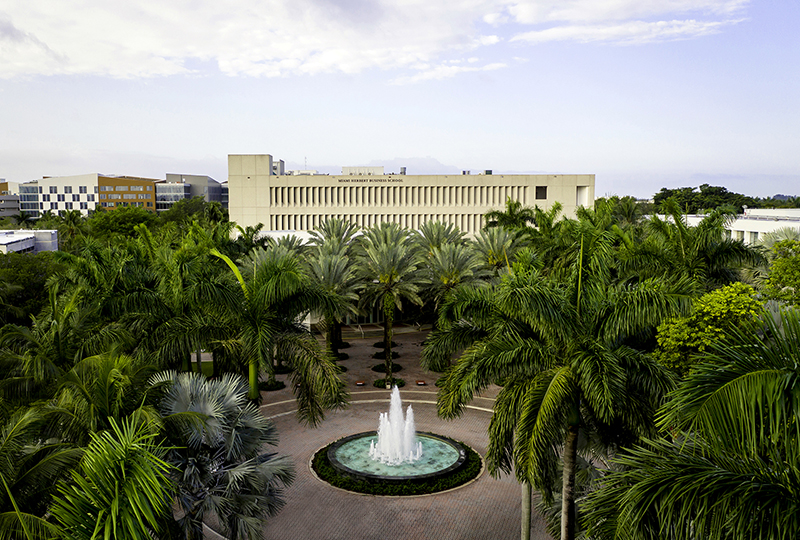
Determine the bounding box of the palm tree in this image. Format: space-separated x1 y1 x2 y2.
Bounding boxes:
51 417 174 540
357 223 426 387
413 220 466 258
426 227 691 540
0 407 82 540
9 213 33 229
583 309 800 540
472 226 526 277
57 210 85 253
212 246 347 424
50 353 161 446
152 371 295 540
423 243 486 329
307 249 360 360
624 198 765 290
484 198 536 230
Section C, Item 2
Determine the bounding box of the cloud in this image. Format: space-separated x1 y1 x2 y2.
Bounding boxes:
0 1 749 80
391 62 506 84
512 18 743 45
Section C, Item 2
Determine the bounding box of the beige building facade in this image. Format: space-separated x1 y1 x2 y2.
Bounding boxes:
229 154 595 234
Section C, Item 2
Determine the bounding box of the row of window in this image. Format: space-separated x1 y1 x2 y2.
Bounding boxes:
268 213 487 233
46 202 89 210
47 186 96 194
99 185 152 192
267 185 546 208
99 202 153 208
41 194 96 202
99 194 151 200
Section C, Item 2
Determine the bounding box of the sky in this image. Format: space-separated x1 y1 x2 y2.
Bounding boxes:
1 1 798 199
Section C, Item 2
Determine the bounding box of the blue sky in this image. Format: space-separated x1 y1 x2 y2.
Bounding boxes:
1 1 798 198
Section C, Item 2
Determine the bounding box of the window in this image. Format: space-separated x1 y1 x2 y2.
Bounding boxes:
130 185 144 191
64 186 72 194
79 186 87 194
100 186 114 192
123 194 136 199
50 202 57 210
146 202 153 207
49 186 57 193
65 202 73 210
99 194 106 200
42 194 50 202
80 202 88 210
109 194 121 200
87 194 95 202
115 186 128 191
57 194 65 202
94 186 99 193
535 186 547 200
147 186 152 191
138 194 149 199
72 194 80 201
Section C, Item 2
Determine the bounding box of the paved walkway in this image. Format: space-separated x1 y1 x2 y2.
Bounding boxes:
251 331 553 540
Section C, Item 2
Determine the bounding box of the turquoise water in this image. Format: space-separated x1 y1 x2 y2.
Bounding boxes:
334 434 460 477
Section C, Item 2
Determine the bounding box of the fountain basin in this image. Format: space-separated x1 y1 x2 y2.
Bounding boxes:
327 431 467 484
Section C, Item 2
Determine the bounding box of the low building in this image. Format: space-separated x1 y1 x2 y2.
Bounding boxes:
686 208 800 245
0 181 20 218
0 230 58 254
228 154 595 235
156 174 228 212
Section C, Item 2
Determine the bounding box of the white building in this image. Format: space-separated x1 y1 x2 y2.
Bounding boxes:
0 230 58 254
686 208 800 245
228 154 595 235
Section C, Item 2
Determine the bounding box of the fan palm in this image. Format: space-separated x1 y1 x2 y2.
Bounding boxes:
583 309 800 540
152 371 295 540
427 226 690 540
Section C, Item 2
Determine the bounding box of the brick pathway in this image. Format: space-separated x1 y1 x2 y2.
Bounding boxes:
253 330 553 540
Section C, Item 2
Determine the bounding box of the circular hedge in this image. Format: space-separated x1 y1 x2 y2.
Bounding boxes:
274 365 294 375
312 439 482 496
259 380 286 391
371 363 402 373
373 377 405 388
372 351 400 360
334 341 351 349
373 341 398 348
335 365 348 373
336 353 349 361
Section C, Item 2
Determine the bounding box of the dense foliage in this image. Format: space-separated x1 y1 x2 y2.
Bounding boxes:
0 193 789 540
653 183 800 213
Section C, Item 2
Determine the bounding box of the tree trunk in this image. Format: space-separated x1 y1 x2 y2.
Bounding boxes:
195 347 202 375
384 294 393 389
521 481 532 540
248 356 259 400
181 353 191 373
561 424 579 540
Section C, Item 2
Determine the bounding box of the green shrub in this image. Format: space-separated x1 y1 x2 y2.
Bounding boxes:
373 378 405 388
258 380 286 391
372 351 400 360
371 363 402 373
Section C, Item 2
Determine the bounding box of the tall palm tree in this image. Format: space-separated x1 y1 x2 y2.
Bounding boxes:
212 246 347 425
584 309 800 540
412 220 466 258
152 371 295 540
307 250 360 360
423 243 486 327
57 210 86 253
357 223 426 387
426 227 691 540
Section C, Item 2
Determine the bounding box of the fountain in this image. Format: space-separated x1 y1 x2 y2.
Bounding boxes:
323 387 476 490
368 386 423 465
